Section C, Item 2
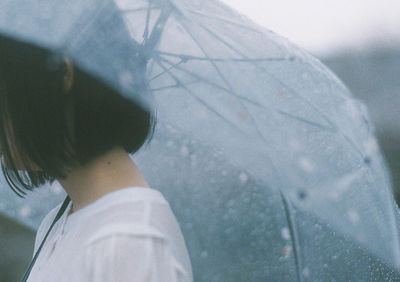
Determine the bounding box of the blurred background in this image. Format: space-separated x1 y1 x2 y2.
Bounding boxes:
1 0 400 280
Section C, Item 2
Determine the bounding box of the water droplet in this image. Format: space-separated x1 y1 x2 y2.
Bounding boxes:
345 100 361 122
50 183 63 194
282 245 292 256
224 227 233 235
356 233 367 243
200 251 208 258
302 267 310 278
329 190 340 200
364 157 371 165
363 138 378 155
227 200 235 207
281 227 291 240
347 210 360 223
119 71 134 88
258 212 265 219
298 157 315 173
238 111 248 120
180 146 189 157
239 172 248 183
289 140 302 151
298 189 308 200
193 106 207 120
19 205 31 217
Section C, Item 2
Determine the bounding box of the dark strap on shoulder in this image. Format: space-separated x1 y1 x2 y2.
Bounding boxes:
21 195 71 282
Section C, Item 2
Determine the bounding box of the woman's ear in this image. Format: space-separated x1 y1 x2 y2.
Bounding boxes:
62 57 74 94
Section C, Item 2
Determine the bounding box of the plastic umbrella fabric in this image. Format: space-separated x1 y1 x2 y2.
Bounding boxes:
1 0 400 280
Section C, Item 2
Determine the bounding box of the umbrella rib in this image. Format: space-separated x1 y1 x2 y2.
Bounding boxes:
156 55 291 155
142 4 152 42
62 0 112 49
156 56 286 152
280 191 304 282
155 56 231 92
196 23 343 137
339 133 364 159
184 9 264 34
196 22 296 68
121 2 163 14
156 16 279 152
143 6 171 58
197 23 359 156
277 110 337 132
175 23 287 147
121 7 151 13
154 57 283 182
156 56 287 160
154 60 248 135
157 55 262 108
178 21 240 95
155 51 294 62
149 58 186 81
196 22 262 61
156 56 230 90
150 79 201 92
157 56 338 155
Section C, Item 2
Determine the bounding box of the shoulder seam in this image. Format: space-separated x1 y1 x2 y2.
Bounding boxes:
83 224 167 247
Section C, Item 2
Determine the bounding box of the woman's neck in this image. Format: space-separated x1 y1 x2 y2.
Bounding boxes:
57 146 149 214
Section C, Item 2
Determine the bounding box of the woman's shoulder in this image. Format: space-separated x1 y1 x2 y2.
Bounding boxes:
72 188 193 281
74 187 180 243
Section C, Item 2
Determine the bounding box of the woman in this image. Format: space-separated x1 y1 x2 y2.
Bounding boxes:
0 37 193 281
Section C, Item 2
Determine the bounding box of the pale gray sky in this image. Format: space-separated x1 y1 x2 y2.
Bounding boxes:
220 0 400 56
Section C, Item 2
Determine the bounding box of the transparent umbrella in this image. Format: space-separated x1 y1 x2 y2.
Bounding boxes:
0 0 400 280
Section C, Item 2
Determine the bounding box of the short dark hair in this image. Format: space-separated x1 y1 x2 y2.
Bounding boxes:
0 37 156 198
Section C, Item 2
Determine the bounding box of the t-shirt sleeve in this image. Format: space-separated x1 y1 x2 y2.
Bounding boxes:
68 233 188 282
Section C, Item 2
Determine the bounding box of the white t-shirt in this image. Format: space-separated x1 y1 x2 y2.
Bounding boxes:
28 186 193 282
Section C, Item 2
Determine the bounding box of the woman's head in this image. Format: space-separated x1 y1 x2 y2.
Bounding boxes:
0 37 155 197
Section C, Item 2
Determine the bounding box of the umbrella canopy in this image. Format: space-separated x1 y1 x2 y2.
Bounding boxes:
1 0 400 280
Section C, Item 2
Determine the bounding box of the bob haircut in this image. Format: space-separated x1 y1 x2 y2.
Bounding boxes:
0 37 156 198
